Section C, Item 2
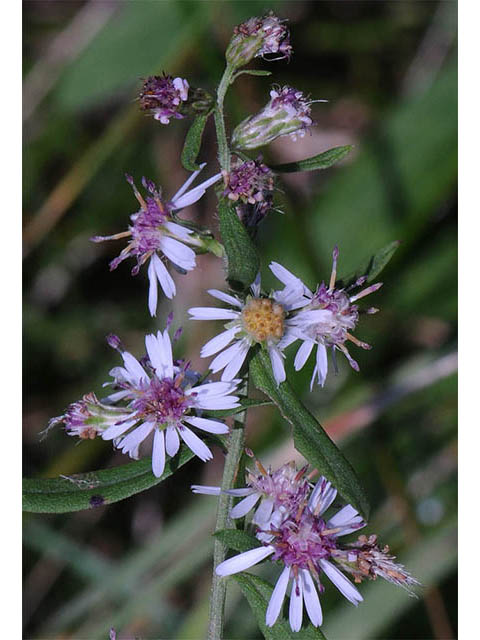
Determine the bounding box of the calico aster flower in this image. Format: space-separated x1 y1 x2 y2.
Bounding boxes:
216 475 366 631
270 247 382 387
51 327 240 478
188 272 308 384
232 85 321 150
91 165 222 316
138 74 189 124
192 460 311 537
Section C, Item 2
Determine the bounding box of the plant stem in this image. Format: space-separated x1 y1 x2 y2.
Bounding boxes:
207 383 248 640
214 64 234 172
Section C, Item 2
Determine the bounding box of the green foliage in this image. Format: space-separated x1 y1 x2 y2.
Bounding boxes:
233 572 327 639
271 146 353 173
181 113 211 171
22 447 195 513
217 197 260 291
250 350 369 519
214 529 261 552
338 240 400 288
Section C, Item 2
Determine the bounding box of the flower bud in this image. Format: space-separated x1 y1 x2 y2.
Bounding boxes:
226 13 292 69
49 393 132 440
232 86 314 150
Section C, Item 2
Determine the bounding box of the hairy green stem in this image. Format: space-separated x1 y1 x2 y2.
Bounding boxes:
215 64 234 171
207 384 248 640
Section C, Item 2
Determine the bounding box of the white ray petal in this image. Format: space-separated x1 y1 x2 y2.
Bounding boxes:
188 307 240 321
102 417 139 441
215 546 275 576
252 497 274 527
289 575 304 632
268 346 286 385
320 559 363 605
171 164 206 202
207 289 243 308
229 492 261 518
301 569 323 627
221 340 251 380
152 429 166 478
117 421 155 458
308 476 337 516
163 221 193 240
200 326 241 358
147 258 158 317
122 351 148 385
266 566 291 627
294 339 315 371
165 426 180 457
160 236 196 271
183 416 229 434
191 485 221 495
327 504 365 536
178 425 213 462
152 253 176 298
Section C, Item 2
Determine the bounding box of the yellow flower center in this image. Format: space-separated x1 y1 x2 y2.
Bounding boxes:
242 298 285 343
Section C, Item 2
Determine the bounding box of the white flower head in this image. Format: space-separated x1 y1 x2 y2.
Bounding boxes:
192 460 312 538
188 270 308 385
54 324 240 478
91 165 222 316
215 474 367 631
270 246 382 388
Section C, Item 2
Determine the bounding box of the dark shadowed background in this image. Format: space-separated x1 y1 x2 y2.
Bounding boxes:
23 1 457 638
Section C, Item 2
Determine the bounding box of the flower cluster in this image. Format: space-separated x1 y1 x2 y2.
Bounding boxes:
226 12 292 68
51 324 240 477
139 74 189 124
43 12 419 637
194 461 418 631
91 166 222 316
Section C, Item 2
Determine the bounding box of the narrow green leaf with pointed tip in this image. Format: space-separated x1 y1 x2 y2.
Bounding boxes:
338 240 400 289
250 350 369 519
217 197 260 291
271 145 353 173
181 113 211 171
23 446 195 513
233 572 327 639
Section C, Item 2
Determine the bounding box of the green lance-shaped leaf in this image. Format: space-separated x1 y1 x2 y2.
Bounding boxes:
232 69 273 81
217 197 260 291
271 145 353 174
181 112 210 172
250 351 369 520
233 572 327 639
338 240 400 289
213 529 262 553
22 446 195 514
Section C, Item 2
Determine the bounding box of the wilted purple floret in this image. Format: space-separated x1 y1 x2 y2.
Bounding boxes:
139 74 189 124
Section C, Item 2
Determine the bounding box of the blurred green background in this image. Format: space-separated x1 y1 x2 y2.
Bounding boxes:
23 1 457 638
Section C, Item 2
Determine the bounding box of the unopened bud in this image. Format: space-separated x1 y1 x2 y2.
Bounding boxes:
232 86 314 150
226 13 292 69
